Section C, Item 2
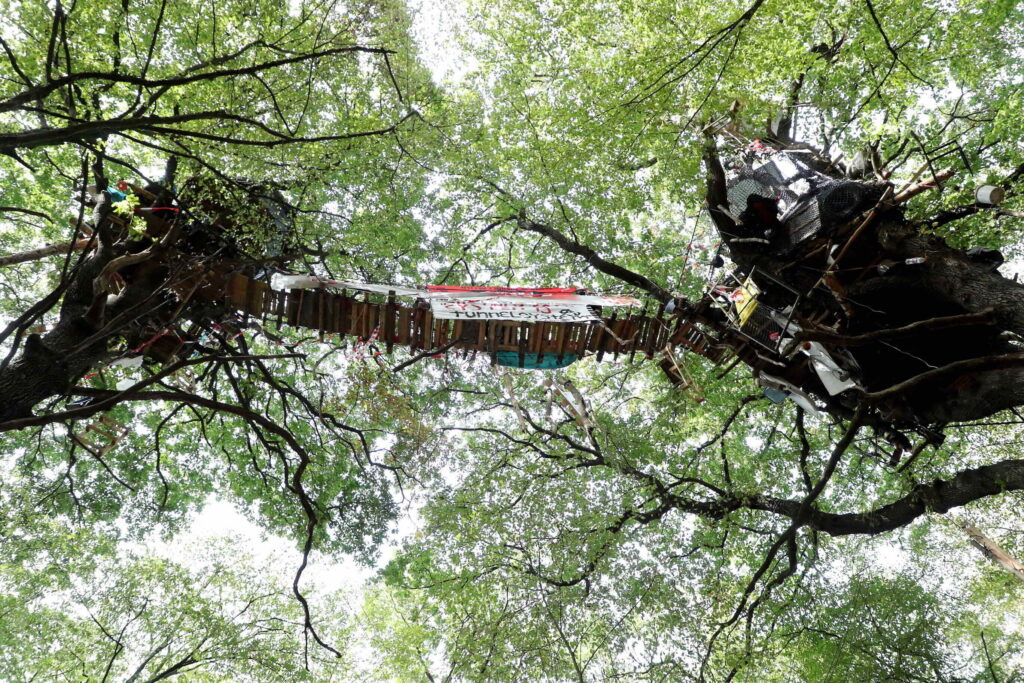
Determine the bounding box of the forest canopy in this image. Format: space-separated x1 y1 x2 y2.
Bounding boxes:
0 0 1022 680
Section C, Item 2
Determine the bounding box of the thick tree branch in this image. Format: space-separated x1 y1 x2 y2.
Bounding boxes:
864 353 1024 402
515 213 677 305
0 45 394 114
0 109 416 154
0 238 90 268
795 309 994 346
781 459 1024 536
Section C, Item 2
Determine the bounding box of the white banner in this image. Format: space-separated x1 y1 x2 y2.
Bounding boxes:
430 298 600 322
272 278 642 317
433 292 639 307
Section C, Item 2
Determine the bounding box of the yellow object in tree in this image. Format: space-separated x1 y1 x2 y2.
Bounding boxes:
733 277 760 326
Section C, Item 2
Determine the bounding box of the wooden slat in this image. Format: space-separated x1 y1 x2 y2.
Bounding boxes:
536 322 549 365
626 310 642 363
260 282 272 323
275 290 286 329
287 290 300 327
317 290 326 337
527 322 540 354
453 320 463 348
416 307 425 348
436 317 448 348
297 289 308 327
243 280 258 320
227 275 248 310
359 300 370 340
556 323 571 364
340 291 351 335
304 290 318 329
349 300 363 338
328 292 338 336
397 307 411 345
487 321 498 363
367 302 378 341
597 311 617 362
519 322 530 367
385 293 395 353
645 308 664 359
590 319 606 355
568 323 584 355
476 317 486 350
580 322 597 354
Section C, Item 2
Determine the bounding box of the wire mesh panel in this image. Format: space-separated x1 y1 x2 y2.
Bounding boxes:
815 181 881 230
779 201 821 248
738 305 786 351
710 268 800 354
726 178 774 219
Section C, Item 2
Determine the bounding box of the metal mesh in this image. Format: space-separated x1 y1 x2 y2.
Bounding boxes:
739 305 786 352
780 201 821 248
712 267 800 354
725 155 880 251
726 178 773 219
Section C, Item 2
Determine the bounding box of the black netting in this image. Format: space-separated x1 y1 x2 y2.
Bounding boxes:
815 181 878 230
726 178 772 218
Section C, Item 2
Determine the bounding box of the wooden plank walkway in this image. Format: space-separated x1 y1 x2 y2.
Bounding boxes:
225 275 729 366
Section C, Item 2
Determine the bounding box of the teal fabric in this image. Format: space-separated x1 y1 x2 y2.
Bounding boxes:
495 352 578 369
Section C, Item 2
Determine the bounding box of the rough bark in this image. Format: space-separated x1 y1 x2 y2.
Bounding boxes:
856 221 1024 423
0 218 184 422
745 458 1024 537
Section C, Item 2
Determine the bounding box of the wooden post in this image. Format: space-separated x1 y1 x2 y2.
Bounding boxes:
519 322 529 368
385 292 396 354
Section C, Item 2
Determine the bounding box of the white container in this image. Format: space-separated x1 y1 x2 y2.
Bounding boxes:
976 185 1005 205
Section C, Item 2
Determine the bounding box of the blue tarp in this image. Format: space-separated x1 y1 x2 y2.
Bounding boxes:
495 352 578 369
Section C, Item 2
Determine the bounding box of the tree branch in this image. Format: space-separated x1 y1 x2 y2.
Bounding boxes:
515 213 676 305
0 45 395 114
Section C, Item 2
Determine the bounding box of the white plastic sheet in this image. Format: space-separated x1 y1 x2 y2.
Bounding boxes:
430 297 600 322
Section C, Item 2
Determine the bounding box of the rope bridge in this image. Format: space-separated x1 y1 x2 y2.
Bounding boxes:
224 274 728 370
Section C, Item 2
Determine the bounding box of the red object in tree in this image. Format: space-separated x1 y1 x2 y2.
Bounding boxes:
426 285 580 296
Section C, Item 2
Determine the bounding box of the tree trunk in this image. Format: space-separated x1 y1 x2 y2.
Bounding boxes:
0 242 175 423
